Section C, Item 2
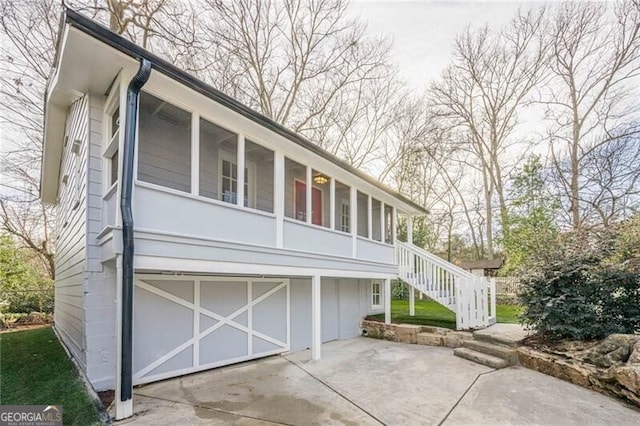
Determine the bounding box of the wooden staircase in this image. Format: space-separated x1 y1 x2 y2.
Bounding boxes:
395 241 497 330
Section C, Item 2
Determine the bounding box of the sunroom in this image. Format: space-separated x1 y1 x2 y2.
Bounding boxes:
101 77 422 266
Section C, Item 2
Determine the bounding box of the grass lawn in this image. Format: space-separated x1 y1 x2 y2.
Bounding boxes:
368 299 522 329
0 326 102 425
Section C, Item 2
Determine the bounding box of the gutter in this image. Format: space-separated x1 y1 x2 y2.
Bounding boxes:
120 59 151 407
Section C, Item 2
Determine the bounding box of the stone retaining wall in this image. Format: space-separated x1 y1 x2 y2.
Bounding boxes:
360 320 473 348
518 335 640 407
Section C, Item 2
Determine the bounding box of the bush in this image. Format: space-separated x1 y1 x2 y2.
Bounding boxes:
0 235 54 314
520 235 640 340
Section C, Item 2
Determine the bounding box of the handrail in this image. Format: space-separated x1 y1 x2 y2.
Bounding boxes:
395 240 475 279
395 240 495 330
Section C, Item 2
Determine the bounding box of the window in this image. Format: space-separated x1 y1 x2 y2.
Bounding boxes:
104 99 119 189
220 152 248 205
340 201 350 233
138 92 191 193
371 281 381 308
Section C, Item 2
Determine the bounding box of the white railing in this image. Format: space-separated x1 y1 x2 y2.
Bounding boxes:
395 241 496 330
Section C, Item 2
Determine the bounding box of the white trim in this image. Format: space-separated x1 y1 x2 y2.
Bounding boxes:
191 112 200 196
135 226 395 267
311 275 321 361
135 255 398 279
274 151 285 248
350 187 357 258
237 133 245 207
380 201 385 244
367 195 372 239
329 177 335 230
384 278 391 324
305 166 312 224
407 214 413 245
391 206 397 244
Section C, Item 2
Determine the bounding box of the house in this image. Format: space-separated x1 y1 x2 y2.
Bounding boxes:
41 9 495 420
460 259 503 277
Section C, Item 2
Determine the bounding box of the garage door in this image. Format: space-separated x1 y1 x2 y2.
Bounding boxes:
133 275 290 385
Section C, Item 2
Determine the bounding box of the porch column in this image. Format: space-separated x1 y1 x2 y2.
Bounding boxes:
274 152 284 248
392 206 397 243
190 112 200 196
237 134 245 207
350 187 357 257
367 195 372 239
384 278 391 324
409 285 415 316
306 166 312 224
329 177 335 230
114 255 132 419
407 214 413 245
311 275 322 360
380 202 385 242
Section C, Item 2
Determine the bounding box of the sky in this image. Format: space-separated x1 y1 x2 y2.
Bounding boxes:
347 0 544 90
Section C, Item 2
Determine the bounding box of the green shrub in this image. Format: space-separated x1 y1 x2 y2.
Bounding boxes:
520 246 640 340
0 235 54 314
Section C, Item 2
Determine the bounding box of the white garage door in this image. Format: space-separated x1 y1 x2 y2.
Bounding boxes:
133 275 290 385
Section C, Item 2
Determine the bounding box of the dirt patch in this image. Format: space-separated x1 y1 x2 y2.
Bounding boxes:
98 390 115 409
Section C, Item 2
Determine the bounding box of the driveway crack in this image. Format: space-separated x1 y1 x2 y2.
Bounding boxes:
283 356 386 425
437 369 499 426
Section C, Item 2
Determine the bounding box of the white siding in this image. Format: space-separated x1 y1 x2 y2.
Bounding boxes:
54 95 89 369
84 94 118 390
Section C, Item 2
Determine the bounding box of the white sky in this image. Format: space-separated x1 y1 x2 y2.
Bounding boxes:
348 0 544 90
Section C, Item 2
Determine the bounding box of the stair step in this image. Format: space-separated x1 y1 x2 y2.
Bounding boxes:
473 330 522 347
417 332 447 346
462 340 518 364
453 347 511 369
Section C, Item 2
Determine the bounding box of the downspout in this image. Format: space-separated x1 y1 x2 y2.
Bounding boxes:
120 58 151 405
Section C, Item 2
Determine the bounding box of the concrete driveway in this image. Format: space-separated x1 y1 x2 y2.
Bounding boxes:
121 338 640 425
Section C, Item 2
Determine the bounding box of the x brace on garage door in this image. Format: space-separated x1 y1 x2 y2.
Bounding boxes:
133 275 291 385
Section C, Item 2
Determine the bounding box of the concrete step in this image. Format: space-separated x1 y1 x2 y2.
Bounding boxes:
462 339 518 364
472 324 528 347
453 347 511 369
417 332 446 346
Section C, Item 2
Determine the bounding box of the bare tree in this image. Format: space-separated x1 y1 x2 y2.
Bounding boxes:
0 0 197 278
542 1 640 229
195 0 397 165
430 8 548 258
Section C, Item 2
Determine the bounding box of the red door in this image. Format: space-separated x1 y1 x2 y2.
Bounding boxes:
294 181 322 225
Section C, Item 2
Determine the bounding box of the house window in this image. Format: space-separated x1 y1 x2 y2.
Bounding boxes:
371 281 381 308
340 201 350 233
220 154 249 205
104 97 120 190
